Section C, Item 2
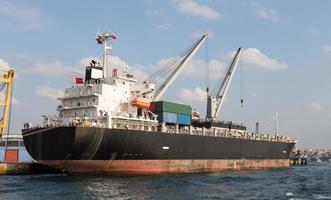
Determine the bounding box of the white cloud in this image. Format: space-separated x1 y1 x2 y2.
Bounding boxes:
178 87 207 102
157 22 173 30
145 10 161 16
35 85 64 100
152 57 226 80
174 0 219 20
0 60 20 104
310 101 321 112
137 47 286 85
322 45 331 53
225 48 288 70
249 92 257 98
77 56 100 70
0 57 10 70
186 59 226 80
191 30 215 39
306 28 320 36
0 0 42 30
129 64 149 81
33 60 72 78
257 9 279 22
0 92 20 105
32 55 126 77
31 47 285 87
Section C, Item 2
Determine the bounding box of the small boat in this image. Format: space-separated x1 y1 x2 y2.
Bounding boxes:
316 158 322 163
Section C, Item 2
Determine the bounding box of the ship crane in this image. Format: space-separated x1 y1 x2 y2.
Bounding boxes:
0 69 15 137
143 34 208 101
206 47 242 121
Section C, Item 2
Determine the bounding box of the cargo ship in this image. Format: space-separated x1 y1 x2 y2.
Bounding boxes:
22 32 296 175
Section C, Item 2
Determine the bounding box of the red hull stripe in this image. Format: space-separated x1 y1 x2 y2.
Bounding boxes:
39 159 290 175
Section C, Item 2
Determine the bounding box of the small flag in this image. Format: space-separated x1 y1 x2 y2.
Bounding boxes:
96 38 104 44
111 33 117 39
75 77 83 84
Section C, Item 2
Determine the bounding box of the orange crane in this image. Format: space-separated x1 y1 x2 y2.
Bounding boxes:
0 69 15 137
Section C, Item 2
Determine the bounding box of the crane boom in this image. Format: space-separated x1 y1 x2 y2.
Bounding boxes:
153 34 208 101
0 69 15 137
206 47 242 121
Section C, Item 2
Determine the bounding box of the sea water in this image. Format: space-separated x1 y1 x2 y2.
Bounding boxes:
0 161 330 200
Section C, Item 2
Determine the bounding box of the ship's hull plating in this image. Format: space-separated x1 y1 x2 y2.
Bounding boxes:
22 127 295 175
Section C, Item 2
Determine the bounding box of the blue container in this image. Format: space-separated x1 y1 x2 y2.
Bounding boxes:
177 114 191 125
156 112 177 124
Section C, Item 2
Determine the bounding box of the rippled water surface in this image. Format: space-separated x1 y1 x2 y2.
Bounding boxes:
1 162 331 200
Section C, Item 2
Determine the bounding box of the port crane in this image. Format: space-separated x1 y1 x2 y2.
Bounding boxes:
0 69 15 137
206 47 242 121
142 34 208 101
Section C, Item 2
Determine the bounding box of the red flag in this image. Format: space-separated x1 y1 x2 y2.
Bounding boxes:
75 77 83 84
96 38 104 44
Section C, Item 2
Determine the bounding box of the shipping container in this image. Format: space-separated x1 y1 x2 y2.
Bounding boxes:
152 101 191 115
156 112 177 124
177 114 191 125
5 149 18 163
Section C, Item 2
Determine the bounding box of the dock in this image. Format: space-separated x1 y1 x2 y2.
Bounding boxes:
0 134 60 175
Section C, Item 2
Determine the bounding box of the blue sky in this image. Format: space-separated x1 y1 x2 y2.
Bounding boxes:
0 0 331 148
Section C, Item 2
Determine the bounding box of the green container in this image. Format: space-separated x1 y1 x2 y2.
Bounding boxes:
153 101 191 115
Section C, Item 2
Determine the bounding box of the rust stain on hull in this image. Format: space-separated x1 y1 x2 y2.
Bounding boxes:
40 159 290 175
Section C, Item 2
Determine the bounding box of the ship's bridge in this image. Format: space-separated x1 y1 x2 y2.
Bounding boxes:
57 65 157 129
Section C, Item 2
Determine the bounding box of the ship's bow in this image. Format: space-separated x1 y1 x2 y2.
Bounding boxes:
22 127 76 169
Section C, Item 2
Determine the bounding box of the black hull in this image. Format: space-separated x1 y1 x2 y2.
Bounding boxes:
22 127 295 174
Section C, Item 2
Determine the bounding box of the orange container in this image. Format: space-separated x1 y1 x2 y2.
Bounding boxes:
5 149 19 163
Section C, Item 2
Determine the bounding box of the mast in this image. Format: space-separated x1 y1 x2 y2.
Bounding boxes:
103 39 108 78
96 31 117 78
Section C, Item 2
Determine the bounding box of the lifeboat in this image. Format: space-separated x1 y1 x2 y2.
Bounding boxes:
131 97 151 109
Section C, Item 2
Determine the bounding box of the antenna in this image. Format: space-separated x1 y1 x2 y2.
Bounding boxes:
275 112 279 135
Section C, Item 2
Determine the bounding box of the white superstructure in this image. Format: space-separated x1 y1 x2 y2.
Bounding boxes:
41 31 208 131
58 66 157 129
